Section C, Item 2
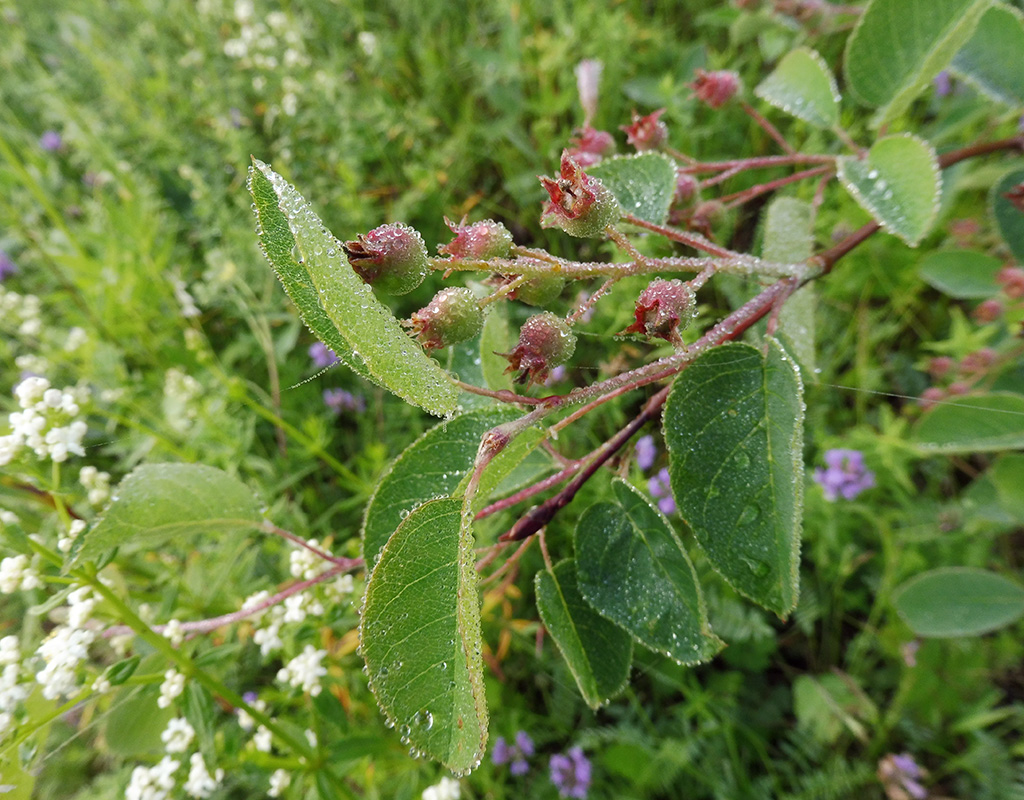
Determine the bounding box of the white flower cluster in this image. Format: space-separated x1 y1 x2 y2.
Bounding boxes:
79 465 112 506
125 755 180 800
247 589 323 657
422 776 461 800
158 668 186 708
276 644 327 696
267 768 290 797
0 554 41 593
58 519 88 554
163 369 202 433
0 285 41 337
0 377 90 465
161 717 195 753
289 539 333 581
184 752 223 799
35 625 95 700
1 635 29 736
66 583 98 629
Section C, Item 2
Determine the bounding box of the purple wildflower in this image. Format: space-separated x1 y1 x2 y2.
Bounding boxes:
323 388 365 414
933 71 952 97
544 365 568 386
648 467 676 515
39 131 62 152
812 449 875 501
634 434 657 471
878 753 927 800
0 250 17 281
550 747 591 799
492 731 534 776
309 342 339 369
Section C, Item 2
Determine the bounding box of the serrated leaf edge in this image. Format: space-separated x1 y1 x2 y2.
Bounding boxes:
754 47 841 128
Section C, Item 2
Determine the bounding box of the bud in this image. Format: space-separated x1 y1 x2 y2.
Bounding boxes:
566 126 616 167
438 217 513 260
512 273 566 307
691 69 741 109
621 109 668 152
574 58 603 125
502 312 576 386
622 279 695 342
408 287 484 350
673 171 698 206
959 348 996 375
919 386 945 410
927 356 953 378
539 152 619 238
996 266 1024 299
972 298 1003 324
342 222 429 295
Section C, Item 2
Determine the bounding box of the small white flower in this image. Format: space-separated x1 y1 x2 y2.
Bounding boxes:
277 645 327 696
422 776 461 800
35 625 95 699
161 717 196 753
184 752 223 798
0 555 40 594
64 326 88 351
305 729 317 748
158 668 186 708
91 675 111 693
163 619 185 646
268 768 290 797
357 31 377 57
253 725 272 752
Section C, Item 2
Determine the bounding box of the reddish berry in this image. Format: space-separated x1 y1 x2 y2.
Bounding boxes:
919 387 946 409
996 266 1024 299
928 356 954 378
947 381 970 395
512 273 566 307
973 298 1004 324
673 171 698 206
438 217 513 260
621 109 668 152
566 126 616 167
622 279 695 342
342 222 428 295
960 348 996 374
539 152 619 238
691 69 740 109
502 312 576 386
409 287 484 350
1004 181 1024 213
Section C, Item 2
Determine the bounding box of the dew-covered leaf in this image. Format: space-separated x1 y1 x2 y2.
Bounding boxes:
479 302 513 393
844 0 989 128
574 479 723 664
588 152 677 225
911 392 1024 453
362 407 524 569
755 47 840 128
992 168 1024 263
249 159 459 417
837 134 941 246
664 341 804 617
893 567 1024 637
72 463 263 566
762 197 815 375
951 3 1024 107
535 560 633 709
360 498 487 774
918 249 1003 298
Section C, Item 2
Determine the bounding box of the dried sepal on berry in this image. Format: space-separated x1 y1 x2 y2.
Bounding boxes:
690 69 741 109
621 109 668 152
408 287 484 350
342 222 429 295
438 217 514 260
501 312 576 386
539 152 619 238
622 278 695 343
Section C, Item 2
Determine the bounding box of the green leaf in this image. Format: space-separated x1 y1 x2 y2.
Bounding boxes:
918 249 1003 298
72 463 263 566
988 454 1024 521
479 302 513 392
361 408 535 569
837 134 941 246
893 567 1024 637
911 392 1024 453
793 673 877 745
183 683 218 766
951 3 1024 107
992 168 1024 263
844 0 990 128
535 560 633 709
359 498 487 774
104 685 175 756
249 159 459 417
574 480 723 664
103 655 141 686
588 152 678 225
664 341 804 616
754 47 840 128
762 197 815 375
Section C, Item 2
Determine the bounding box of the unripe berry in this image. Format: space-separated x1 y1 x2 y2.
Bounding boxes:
622 278 695 342
342 222 428 295
621 109 668 152
502 312 576 386
996 266 1024 299
690 69 741 109
919 386 945 409
928 356 953 378
438 217 514 260
673 171 698 206
567 126 616 167
512 273 566 307
409 287 484 350
539 152 619 238
973 298 1003 324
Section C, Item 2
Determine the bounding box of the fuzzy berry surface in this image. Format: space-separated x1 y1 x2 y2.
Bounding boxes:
342 222 429 295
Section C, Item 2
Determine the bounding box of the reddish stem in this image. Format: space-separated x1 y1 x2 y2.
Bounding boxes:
720 165 833 209
741 101 797 155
